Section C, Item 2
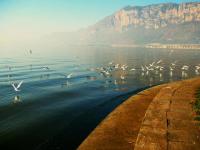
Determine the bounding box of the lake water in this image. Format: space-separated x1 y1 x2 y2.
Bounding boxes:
0 46 200 149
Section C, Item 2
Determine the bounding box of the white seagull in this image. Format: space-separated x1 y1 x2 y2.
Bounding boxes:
114 80 118 85
109 61 113 65
195 66 200 70
181 65 189 71
130 68 136 71
120 75 125 80
149 62 155 67
41 66 49 70
121 64 128 71
141 66 145 71
170 66 174 71
159 66 164 71
157 59 163 64
115 64 119 69
67 73 73 79
11 81 23 92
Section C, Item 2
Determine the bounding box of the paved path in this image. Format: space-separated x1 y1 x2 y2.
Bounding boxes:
78 85 165 150
135 78 200 150
78 77 200 150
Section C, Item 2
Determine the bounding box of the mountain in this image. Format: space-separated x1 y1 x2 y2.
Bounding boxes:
91 2 200 31
85 2 200 45
44 2 200 46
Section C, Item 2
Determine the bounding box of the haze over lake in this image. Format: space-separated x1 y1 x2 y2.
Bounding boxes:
1 46 200 149
1 0 200 150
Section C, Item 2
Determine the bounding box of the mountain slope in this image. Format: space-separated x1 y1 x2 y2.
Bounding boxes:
84 2 200 44
45 2 200 46
92 2 200 31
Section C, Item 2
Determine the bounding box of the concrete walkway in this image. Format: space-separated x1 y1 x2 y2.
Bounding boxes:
78 85 165 150
78 77 200 150
135 78 200 150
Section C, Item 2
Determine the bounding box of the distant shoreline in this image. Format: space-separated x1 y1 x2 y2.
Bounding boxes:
145 43 200 49
111 43 200 49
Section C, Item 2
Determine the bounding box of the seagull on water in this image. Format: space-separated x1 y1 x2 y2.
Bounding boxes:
130 68 136 71
41 66 50 70
181 65 189 71
115 64 119 69
171 63 176 67
159 66 164 71
11 81 23 92
109 61 113 65
114 80 118 85
141 66 145 72
120 75 125 80
100 70 111 77
195 65 200 75
195 65 200 70
170 66 174 71
121 64 128 71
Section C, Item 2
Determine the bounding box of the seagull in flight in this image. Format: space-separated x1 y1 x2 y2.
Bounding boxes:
11 81 23 92
67 73 73 79
157 59 162 64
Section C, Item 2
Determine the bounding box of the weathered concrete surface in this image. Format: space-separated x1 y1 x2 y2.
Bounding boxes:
134 77 200 150
78 85 165 150
78 77 200 150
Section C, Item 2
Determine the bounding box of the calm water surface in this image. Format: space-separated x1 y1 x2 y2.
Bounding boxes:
0 46 200 149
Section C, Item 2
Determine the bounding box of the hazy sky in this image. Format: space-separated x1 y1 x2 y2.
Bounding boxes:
0 0 198 43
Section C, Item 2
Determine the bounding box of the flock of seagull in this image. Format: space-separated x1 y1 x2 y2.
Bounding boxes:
6 58 200 94
90 59 200 83
2 49 200 104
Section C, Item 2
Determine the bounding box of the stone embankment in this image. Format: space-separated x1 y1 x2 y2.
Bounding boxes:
78 77 200 150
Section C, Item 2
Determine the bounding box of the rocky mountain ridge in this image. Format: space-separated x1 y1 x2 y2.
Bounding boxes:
92 2 200 31
43 2 200 46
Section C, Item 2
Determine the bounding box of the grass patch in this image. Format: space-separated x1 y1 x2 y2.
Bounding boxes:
194 88 200 115
194 115 200 121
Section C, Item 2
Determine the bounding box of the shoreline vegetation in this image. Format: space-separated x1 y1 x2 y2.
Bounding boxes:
78 77 200 150
111 43 200 49
195 88 200 122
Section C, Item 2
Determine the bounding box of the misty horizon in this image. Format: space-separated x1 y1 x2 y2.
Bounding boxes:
0 0 196 39
1 1 200 150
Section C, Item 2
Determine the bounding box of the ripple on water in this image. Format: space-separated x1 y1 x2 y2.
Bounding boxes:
0 47 200 149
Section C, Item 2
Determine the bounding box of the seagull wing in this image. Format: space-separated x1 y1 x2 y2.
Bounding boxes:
11 83 18 91
67 73 73 78
17 81 23 89
11 83 16 89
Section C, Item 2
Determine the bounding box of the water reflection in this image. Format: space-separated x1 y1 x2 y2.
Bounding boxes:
13 95 22 104
61 80 71 88
40 74 50 80
182 71 188 78
1 47 200 150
